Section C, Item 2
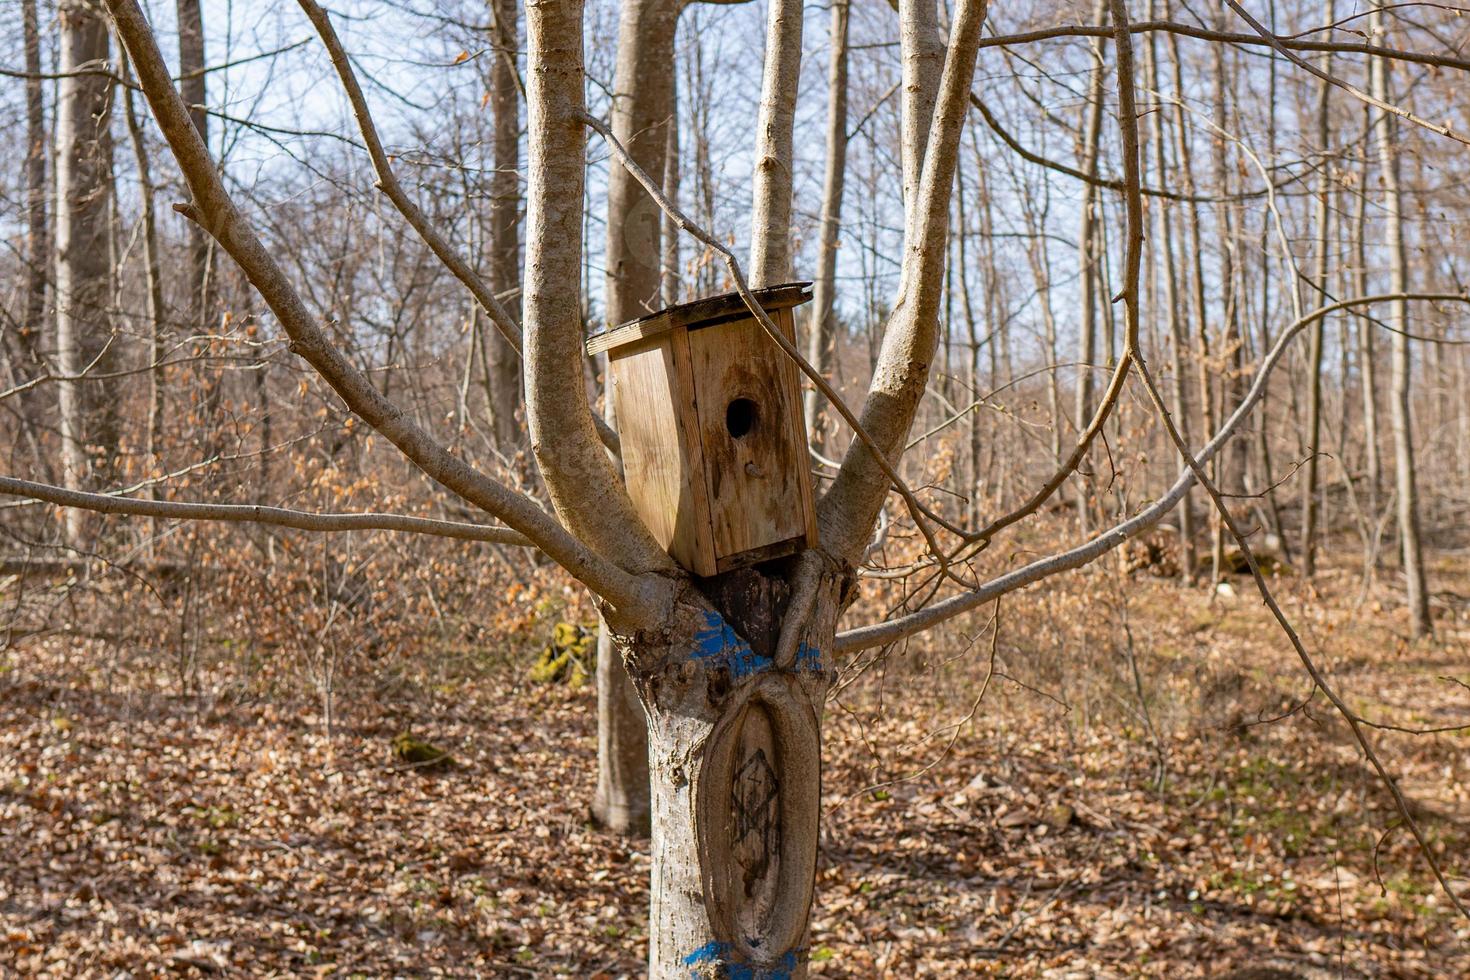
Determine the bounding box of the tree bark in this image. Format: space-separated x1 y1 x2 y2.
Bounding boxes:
176 0 212 330
748 0 804 285
487 0 522 451
9 0 54 481
591 0 687 837
1143 0 1193 581
633 570 844 979
20 0 48 375
803 0 850 452
1073 0 1108 530
1300 21 1334 577
1368 8 1430 636
605 0 679 322
55 0 117 543
120 56 169 477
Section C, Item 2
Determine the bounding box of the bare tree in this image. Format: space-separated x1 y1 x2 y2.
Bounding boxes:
54 0 116 543
803 0 849 451
486 0 522 451
12 0 1468 974
1368 5 1430 636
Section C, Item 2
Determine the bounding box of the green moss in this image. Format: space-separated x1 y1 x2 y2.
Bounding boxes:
391 732 453 770
529 621 596 688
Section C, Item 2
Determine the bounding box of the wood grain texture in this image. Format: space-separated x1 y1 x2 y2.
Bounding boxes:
609 336 718 576
603 288 817 576
687 311 810 565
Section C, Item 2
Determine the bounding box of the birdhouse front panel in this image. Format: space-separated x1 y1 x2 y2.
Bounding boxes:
685 309 811 569
591 283 818 577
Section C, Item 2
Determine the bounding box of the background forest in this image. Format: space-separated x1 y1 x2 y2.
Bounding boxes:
2 0 1469 975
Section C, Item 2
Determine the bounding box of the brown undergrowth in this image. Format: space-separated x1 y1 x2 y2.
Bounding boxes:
1 543 1467 977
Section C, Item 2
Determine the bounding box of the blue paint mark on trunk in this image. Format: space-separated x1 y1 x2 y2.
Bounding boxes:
683 940 800 979
794 642 822 672
690 611 825 678
692 611 767 677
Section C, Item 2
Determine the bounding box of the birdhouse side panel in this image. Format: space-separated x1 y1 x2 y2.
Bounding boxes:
685 313 811 568
609 335 718 576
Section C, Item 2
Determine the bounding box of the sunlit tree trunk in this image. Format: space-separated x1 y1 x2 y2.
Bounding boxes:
1368 8 1430 636
748 0 804 285
803 0 850 452
55 0 116 543
593 0 684 837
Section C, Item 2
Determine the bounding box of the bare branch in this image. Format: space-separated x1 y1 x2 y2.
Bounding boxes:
294 0 618 458
834 293 1470 653
1220 0 1470 145
0 476 534 547
976 18 1470 74
103 0 661 622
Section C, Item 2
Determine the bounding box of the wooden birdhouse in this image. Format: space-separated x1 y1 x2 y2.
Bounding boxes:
587 282 819 577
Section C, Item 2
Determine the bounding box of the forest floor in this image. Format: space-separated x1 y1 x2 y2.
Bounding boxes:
1 552 1468 978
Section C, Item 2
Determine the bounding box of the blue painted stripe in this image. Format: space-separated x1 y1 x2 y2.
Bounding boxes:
682 940 801 979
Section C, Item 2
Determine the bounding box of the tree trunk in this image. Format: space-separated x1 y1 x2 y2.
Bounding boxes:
661 67 682 308
1300 7 1334 577
55 0 116 543
748 0 804 286
120 56 168 478
631 569 842 979
1353 134 1382 538
176 0 212 328
803 0 850 452
1207 30 1241 580
605 0 678 323
593 0 685 835
1143 0 1193 581
10 0 54 481
20 0 48 375
1073 0 1108 530
1368 9 1430 636
487 0 522 451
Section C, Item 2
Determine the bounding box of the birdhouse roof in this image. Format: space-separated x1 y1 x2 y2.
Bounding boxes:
585 282 812 357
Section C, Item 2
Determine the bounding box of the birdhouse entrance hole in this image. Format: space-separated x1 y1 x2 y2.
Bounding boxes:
726 398 758 439
586 282 819 577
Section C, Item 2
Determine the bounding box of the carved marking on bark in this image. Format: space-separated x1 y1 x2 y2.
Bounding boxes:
695 670 819 968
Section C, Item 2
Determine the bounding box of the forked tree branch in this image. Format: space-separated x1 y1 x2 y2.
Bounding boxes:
816 0 991 565
0 477 535 546
294 0 620 457
103 0 663 623
579 110 964 583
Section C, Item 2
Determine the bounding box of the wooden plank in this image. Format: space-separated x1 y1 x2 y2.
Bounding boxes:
587 281 812 357
686 313 811 565
776 307 819 549
609 333 718 577
667 327 719 576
